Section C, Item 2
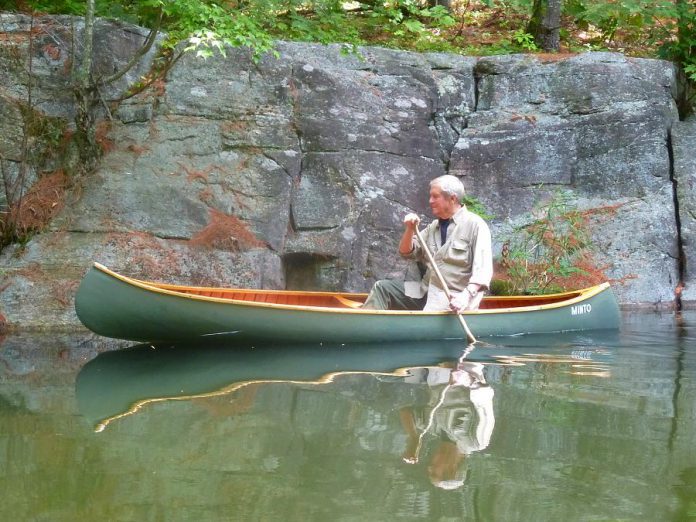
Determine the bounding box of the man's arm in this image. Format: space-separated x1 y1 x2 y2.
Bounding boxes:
399 407 421 463
399 213 420 256
468 221 493 290
449 219 493 313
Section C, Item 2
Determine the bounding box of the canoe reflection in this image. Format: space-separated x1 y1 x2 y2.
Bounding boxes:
75 339 471 432
75 332 615 436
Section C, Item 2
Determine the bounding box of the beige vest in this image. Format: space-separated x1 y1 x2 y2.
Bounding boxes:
403 207 493 303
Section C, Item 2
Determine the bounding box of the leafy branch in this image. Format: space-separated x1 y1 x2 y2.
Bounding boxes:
496 190 596 295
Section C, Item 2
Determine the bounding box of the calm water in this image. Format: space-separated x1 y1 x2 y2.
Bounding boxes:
1 312 695 521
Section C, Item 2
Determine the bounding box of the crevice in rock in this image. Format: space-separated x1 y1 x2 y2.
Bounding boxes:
473 63 481 112
287 64 305 157
519 181 573 188
288 202 298 234
299 148 441 162
292 225 340 233
259 151 292 179
431 114 453 170
667 128 685 311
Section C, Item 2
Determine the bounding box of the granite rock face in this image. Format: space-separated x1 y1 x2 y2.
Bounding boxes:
452 53 682 307
0 15 694 330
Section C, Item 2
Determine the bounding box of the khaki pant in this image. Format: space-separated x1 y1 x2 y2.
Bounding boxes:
363 280 483 312
422 285 484 312
361 279 427 310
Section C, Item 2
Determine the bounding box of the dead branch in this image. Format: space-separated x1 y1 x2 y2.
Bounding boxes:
98 8 163 87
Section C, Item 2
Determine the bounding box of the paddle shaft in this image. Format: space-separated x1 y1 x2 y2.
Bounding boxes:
413 225 477 344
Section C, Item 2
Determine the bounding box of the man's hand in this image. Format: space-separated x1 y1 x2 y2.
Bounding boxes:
403 213 420 229
399 214 421 255
450 284 481 313
449 292 472 314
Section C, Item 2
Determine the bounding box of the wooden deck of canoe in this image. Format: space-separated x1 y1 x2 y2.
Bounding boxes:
141 280 583 310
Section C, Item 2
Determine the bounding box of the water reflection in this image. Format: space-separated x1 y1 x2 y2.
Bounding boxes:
76 337 504 492
75 339 473 431
492 351 612 377
71 330 632 519
75 332 615 433
2 316 693 520
400 349 495 490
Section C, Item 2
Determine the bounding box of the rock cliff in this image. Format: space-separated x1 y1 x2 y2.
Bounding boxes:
0 15 694 330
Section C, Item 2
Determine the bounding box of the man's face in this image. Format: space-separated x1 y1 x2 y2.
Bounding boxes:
429 185 458 219
428 441 463 485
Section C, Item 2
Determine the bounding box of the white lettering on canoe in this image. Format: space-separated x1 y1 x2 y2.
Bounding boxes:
571 304 592 316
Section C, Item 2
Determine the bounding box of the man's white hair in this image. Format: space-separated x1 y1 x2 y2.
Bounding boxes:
430 175 465 201
432 479 465 491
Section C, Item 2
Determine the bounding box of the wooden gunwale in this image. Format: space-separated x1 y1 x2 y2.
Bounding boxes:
92 262 609 316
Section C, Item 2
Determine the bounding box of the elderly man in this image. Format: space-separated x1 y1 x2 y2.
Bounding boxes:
362 175 493 313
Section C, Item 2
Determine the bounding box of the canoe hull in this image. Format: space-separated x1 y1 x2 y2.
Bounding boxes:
75 264 621 344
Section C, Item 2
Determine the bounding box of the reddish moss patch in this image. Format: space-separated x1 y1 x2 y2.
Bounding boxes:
190 209 266 251
8 263 46 283
50 279 79 307
510 113 538 124
125 143 150 156
95 121 114 153
221 120 249 133
1 170 67 239
580 202 629 222
105 231 182 277
536 53 578 63
179 162 215 184
557 253 611 290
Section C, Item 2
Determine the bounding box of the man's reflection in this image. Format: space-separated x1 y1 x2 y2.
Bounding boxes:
399 357 495 490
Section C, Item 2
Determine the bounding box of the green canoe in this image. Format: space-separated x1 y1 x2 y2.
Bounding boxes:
74 263 620 344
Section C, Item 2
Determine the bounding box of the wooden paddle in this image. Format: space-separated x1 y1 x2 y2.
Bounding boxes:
414 225 477 344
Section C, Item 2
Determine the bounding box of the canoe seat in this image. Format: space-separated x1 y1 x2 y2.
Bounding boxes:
334 295 364 308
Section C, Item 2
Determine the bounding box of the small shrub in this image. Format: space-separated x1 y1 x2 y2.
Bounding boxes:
495 190 601 295
462 194 495 221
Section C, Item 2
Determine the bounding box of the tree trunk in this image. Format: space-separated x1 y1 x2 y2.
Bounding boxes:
675 0 695 116
70 0 101 177
71 85 100 175
79 0 94 88
527 0 562 52
67 0 163 176
427 0 451 9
